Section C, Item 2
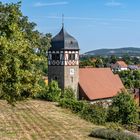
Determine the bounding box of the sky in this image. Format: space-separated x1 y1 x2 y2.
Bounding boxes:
1 0 140 53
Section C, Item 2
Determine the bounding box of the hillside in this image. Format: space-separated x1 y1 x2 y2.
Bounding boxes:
0 100 99 140
84 47 140 57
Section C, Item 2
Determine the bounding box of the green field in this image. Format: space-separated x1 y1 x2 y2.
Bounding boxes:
0 100 100 140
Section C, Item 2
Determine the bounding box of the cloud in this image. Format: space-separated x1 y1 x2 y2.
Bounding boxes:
105 0 122 7
34 1 68 7
45 16 140 23
46 16 101 21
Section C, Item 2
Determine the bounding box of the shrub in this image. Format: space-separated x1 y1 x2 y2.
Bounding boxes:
37 80 61 102
90 128 138 140
81 103 107 125
59 99 107 125
34 79 48 99
61 87 76 100
107 91 139 124
105 122 123 131
59 98 87 113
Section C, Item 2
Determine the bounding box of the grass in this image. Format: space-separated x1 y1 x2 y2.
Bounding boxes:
0 99 100 140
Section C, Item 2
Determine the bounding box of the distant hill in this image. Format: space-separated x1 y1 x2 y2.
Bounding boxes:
84 47 140 57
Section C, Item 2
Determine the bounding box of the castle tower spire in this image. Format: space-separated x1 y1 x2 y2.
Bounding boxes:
62 14 64 28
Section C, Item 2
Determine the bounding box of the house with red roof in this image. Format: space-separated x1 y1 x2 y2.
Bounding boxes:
111 61 128 71
79 68 125 103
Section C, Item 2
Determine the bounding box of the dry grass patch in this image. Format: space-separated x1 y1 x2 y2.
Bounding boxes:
0 99 100 140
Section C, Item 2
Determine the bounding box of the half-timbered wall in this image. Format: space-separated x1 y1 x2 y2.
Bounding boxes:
48 50 79 66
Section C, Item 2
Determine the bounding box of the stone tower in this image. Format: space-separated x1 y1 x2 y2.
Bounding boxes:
48 26 79 98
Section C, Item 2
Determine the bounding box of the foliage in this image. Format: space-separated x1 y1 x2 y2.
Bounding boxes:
61 87 76 99
80 55 140 68
107 91 139 124
79 59 95 68
35 33 51 75
95 57 104 68
123 124 139 133
33 79 48 99
90 128 138 140
81 103 107 125
39 81 61 102
59 98 107 125
0 2 44 104
117 70 140 89
105 122 123 131
0 2 51 104
59 99 87 113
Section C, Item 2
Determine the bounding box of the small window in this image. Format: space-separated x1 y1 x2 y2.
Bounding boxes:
71 77 74 83
54 76 58 80
52 54 60 60
70 41 73 44
68 54 75 60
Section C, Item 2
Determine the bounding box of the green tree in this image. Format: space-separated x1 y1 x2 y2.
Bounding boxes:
42 81 61 102
1 1 51 76
95 57 104 68
0 2 43 104
35 33 51 75
110 55 117 64
107 91 138 124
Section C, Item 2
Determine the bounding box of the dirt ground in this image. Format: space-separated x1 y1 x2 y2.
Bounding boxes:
0 99 100 140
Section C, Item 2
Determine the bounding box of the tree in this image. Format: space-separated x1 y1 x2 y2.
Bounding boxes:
41 81 61 102
107 91 138 124
0 2 46 104
35 33 51 75
110 55 117 64
95 57 104 68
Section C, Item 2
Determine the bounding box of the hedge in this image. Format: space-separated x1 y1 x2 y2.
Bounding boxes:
59 98 107 125
90 128 139 140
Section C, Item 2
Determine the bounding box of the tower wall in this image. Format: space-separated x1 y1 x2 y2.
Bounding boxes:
48 27 79 99
64 66 79 98
48 66 64 90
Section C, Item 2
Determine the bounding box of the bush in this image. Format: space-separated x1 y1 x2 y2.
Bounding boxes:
59 98 107 125
34 79 48 99
59 98 87 113
81 103 107 125
90 128 138 140
107 91 139 124
61 87 76 100
105 122 123 131
37 80 61 102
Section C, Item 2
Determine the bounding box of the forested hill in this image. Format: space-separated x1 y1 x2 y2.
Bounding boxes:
84 47 140 57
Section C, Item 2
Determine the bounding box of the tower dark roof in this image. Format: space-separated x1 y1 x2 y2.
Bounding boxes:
49 27 79 51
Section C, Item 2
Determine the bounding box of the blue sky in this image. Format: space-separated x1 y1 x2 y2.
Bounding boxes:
1 0 140 53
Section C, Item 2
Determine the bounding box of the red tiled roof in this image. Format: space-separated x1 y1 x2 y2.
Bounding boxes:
79 68 125 100
116 61 127 68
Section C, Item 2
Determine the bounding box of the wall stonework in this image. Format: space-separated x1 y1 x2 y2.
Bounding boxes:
48 66 64 89
48 65 79 98
64 66 79 98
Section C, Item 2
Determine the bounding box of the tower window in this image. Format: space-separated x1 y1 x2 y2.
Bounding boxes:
54 76 58 81
71 77 74 83
68 54 75 60
52 54 60 60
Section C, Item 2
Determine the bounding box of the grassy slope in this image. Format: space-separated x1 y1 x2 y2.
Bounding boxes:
0 100 100 140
